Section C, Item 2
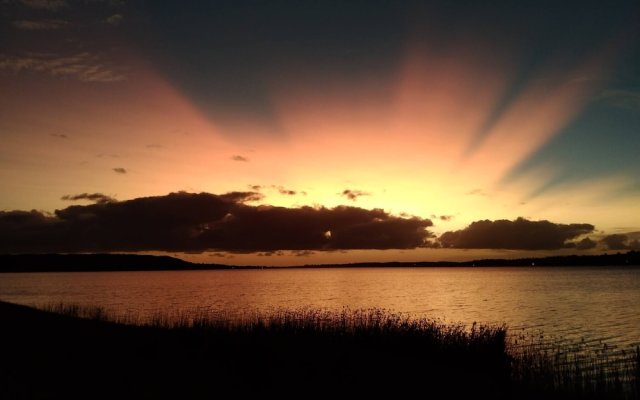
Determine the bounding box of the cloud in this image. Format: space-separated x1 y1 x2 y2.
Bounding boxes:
145 144 163 149
50 133 68 139
595 90 640 111
601 234 640 251
112 167 126 174
466 189 487 197
18 0 67 10
574 237 597 250
231 155 249 162
439 217 594 250
0 52 125 83
209 252 232 258
12 19 68 30
276 186 297 196
61 193 115 204
249 184 305 196
105 14 123 26
293 250 315 257
431 215 453 222
218 191 263 203
257 251 286 257
0 192 434 253
341 189 370 201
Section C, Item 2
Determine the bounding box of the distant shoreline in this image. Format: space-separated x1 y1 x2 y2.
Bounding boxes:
0 251 638 272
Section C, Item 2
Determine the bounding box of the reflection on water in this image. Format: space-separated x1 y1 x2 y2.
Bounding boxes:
0 267 639 350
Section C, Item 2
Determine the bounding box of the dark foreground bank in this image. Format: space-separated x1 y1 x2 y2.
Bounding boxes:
0 301 637 399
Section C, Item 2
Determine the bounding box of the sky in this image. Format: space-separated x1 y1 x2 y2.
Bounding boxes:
1 0 639 265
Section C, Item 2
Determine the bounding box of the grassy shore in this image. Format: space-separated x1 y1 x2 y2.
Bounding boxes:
0 301 638 399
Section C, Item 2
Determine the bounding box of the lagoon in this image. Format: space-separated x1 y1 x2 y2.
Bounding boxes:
1 266 639 351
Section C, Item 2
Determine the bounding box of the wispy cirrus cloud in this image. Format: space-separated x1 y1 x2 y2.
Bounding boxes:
0 52 125 82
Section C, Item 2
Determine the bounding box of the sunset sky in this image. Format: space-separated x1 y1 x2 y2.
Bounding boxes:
1 0 639 265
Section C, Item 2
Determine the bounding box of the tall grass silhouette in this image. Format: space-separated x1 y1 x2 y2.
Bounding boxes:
2 301 638 399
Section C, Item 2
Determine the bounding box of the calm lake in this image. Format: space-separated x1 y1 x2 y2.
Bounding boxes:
1 266 639 351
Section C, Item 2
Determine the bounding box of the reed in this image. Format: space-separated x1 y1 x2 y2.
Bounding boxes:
15 302 640 399
508 328 639 399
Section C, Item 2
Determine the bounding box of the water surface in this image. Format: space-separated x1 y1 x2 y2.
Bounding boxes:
1 266 639 350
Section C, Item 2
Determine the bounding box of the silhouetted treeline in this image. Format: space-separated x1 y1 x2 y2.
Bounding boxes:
303 251 640 268
0 251 638 272
464 251 640 267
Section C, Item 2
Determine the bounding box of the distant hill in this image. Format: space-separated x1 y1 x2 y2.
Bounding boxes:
0 251 638 272
0 253 229 272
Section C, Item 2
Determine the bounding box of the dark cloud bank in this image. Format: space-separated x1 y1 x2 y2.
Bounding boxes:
439 218 594 250
0 192 602 254
0 192 432 253
601 234 640 251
